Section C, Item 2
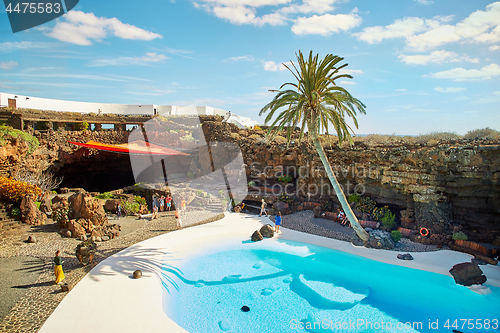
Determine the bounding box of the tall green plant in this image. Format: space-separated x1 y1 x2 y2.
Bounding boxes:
260 50 369 241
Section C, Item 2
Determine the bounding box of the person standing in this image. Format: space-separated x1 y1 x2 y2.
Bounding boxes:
117 203 122 220
165 194 172 211
159 196 165 212
175 209 183 230
259 199 268 217
274 211 282 233
54 250 65 284
181 198 186 215
152 205 159 219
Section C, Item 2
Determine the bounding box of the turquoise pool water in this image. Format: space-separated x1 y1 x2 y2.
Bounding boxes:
162 237 500 333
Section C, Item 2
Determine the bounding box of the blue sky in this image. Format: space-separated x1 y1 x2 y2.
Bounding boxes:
1 0 499 135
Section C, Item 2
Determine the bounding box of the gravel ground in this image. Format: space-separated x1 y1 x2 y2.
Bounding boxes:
267 210 440 252
0 209 222 333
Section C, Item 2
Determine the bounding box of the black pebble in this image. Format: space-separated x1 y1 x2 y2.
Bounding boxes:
241 305 250 312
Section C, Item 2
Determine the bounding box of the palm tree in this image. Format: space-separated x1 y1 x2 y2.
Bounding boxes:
259 50 370 241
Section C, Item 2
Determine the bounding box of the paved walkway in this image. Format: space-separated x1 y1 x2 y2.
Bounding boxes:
0 209 220 333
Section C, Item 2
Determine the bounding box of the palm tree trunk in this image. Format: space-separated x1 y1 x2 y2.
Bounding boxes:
311 135 370 241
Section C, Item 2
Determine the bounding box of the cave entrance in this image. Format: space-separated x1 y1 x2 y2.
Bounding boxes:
53 151 136 193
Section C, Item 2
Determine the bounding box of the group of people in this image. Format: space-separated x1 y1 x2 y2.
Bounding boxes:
337 209 349 226
155 194 173 212
151 194 176 219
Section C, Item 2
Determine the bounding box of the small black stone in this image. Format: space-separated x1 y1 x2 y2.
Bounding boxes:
241 305 250 312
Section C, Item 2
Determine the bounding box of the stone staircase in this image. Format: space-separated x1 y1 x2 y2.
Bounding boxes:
206 198 224 212
0 206 24 233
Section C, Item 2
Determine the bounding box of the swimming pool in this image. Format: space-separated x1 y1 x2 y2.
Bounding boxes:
162 236 500 333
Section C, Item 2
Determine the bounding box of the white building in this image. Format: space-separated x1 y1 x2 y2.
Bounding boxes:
0 92 259 128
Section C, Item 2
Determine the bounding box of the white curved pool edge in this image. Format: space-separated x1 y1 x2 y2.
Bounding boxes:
39 213 500 333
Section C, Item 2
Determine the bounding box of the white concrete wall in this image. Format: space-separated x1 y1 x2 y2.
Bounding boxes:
0 92 155 115
0 92 259 126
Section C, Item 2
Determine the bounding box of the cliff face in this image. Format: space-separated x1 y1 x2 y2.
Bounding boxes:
209 123 499 244
0 121 498 243
0 129 131 191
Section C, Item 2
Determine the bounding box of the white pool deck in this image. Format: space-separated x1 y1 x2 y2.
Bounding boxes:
39 213 500 333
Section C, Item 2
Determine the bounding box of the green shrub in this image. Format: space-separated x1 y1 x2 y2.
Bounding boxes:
452 231 468 241
0 125 39 154
52 207 69 228
248 180 256 187
134 196 146 205
96 192 114 200
35 201 41 209
10 207 21 218
321 200 335 212
277 192 294 203
74 122 89 131
463 127 500 140
121 201 140 215
180 134 194 142
391 230 402 242
186 172 194 179
381 211 396 230
278 175 293 184
372 206 391 222
347 194 361 203
357 196 376 213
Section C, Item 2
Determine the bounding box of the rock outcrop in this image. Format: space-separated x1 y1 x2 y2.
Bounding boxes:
20 193 46 225
251 230 263 242
449 262 487 286
260 224 274 238
68 191 107 227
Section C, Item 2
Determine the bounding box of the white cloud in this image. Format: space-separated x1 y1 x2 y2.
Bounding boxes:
291 9 361 36
263 61 287 71
194 0 359 34
87 53 167 67
201 0 291 7
339 80 355 85
338 68 364 75
414 0 433 4
279 0 339 15
210 3 288 26
353 17 428 44
224 55 255 62
355 2 500 51
490 45 500 51
399 50 479 65
0 61 18 70
427 63 500 81
46 11 162 45
0 41 53 52
395 88 407 91
434 87 466 93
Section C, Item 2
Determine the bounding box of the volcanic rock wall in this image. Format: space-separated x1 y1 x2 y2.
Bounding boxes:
1 117 498 242
202 121 500 243
0 129 131 191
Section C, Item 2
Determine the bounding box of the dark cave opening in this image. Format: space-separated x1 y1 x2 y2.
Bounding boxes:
53 151 136 193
